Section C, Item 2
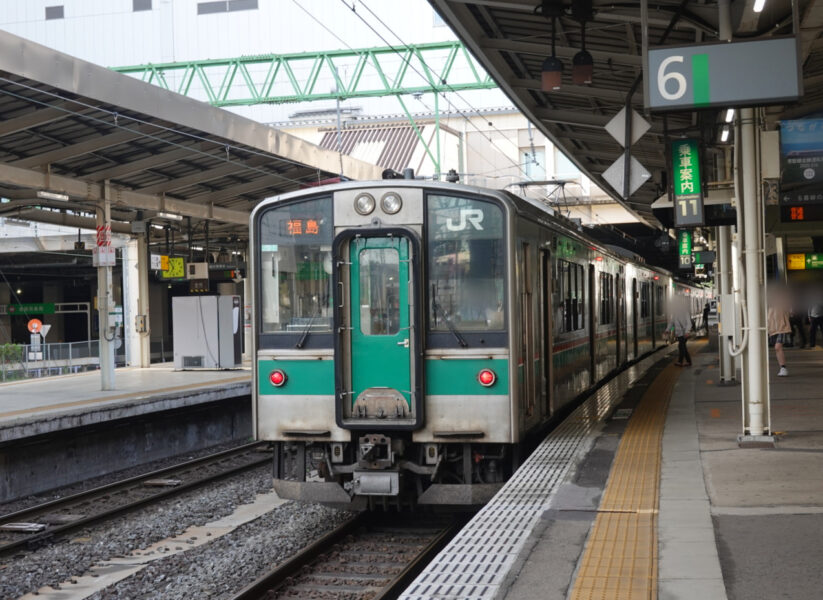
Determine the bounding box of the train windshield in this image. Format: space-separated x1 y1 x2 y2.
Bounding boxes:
258 197 333 334
427 195 505 333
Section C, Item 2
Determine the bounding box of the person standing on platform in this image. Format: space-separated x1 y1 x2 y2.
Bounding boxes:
669 295 692 367
789 302 807 348
768 285 792 377
809 296 823 349
702 301 711 336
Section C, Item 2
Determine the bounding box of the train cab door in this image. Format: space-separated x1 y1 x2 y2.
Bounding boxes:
334 231 421 429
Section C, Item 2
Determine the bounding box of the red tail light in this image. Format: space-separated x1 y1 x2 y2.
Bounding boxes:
478 369 496 387
269 369 287 387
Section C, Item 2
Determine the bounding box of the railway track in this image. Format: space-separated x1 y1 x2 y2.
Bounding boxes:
232 511 467 600
0 441 271 556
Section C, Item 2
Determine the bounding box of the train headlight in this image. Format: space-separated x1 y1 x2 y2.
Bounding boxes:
354 193 376 215
477 369 496 387
269 369 287 387
380 192 402 214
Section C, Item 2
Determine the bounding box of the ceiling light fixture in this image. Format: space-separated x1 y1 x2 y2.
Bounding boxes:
157 211 183 221
725 108 735 123
753 0 766 12
36 190 69 202
721 125 730 142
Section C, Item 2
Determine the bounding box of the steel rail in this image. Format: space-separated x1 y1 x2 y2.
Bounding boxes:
230 512 465 600
0 441 271 556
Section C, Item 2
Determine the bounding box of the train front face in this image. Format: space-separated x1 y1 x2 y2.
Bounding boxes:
252 182 513 508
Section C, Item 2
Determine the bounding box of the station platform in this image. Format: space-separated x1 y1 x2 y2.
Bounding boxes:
402 342 823 600
0 364 251 444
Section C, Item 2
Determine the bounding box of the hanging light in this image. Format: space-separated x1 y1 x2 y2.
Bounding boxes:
540 0 566 92
541 16 563 91
572 47 593 84
571 0 593 85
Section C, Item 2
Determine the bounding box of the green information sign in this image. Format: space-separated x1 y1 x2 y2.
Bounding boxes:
806 254 823 269
672 139 705 227
677 230 692 270
8 303 55 315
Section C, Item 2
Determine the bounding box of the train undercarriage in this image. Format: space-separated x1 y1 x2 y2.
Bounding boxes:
271 437 516 509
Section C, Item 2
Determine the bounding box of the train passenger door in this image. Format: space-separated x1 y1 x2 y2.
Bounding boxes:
588 265 596 383
520 242 535 419
615 274 622 366
540 249 552 416
632 278 639 359
336 232 420 428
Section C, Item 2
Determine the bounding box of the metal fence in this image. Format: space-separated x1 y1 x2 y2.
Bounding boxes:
0 338 173 381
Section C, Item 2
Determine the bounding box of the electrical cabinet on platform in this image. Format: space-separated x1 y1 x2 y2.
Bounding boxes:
172 295 242 369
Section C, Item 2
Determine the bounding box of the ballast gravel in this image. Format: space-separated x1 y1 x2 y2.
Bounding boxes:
0 466 350 599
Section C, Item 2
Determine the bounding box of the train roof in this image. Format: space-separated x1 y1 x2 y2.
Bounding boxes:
253 178 682 280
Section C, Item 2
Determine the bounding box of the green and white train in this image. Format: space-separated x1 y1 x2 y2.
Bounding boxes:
250 179 708 509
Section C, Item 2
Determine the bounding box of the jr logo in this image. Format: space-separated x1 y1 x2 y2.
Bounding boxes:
445 208 484 231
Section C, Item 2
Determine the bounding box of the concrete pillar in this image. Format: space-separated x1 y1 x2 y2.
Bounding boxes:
738 108 771 440
717 225 735 383
97 185 115 390
124 237 151 367
42 285 64 342
0 286 10 344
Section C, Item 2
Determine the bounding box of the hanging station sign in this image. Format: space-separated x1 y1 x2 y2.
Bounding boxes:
646 37 802 112
677 229 692 270
672 139 705 227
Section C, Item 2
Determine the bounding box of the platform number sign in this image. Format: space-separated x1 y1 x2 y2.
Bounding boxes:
672 139 705 227
678 230 693 270
646 38 801 112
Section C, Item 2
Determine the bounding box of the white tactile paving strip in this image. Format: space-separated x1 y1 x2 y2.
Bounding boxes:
400 353 668 600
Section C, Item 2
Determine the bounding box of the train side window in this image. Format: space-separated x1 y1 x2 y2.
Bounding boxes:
655 285 665 316
558 259 585 332
640 282 650 318
600 272 614 325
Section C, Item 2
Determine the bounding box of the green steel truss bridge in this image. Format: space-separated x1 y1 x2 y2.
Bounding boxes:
112 41 498 175
111 41 496 107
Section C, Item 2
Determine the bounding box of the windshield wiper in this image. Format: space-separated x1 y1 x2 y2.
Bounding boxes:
432 299 468 348
295 309 320 349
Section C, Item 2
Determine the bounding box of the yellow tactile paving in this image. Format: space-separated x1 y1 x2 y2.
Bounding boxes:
570 345 698 600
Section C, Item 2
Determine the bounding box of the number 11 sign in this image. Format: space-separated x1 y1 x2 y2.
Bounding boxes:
672 139 704 227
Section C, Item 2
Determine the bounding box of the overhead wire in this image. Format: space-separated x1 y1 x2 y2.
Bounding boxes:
292 0 517 180
337 0 529 178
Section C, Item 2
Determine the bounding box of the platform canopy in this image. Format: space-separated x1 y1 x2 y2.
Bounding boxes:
429 0 823 227
0 29 383 239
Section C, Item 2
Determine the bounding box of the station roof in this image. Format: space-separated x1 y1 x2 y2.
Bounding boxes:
430 0 823 228
0 30 383 239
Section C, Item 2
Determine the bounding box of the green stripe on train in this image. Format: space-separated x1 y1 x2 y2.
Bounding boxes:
426 358 509 395
259 357 509 396
258 359 335 395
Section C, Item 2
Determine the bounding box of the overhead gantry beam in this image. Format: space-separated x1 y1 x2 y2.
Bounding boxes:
0 161 249 225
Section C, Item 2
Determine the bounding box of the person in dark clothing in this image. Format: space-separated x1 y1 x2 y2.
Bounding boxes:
669 296 692 366
702 302 710 336
810 300 823 348
789 305 807 348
